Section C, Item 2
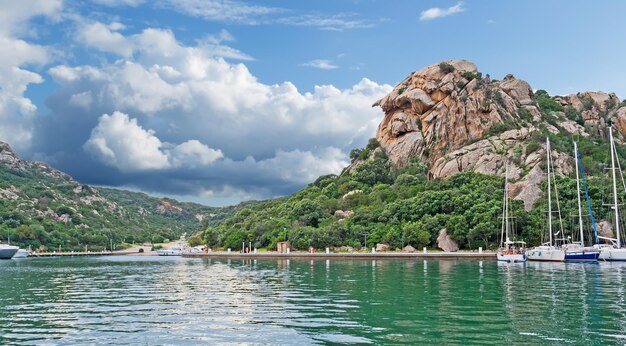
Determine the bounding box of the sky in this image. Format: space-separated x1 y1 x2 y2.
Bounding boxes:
1 0 626 206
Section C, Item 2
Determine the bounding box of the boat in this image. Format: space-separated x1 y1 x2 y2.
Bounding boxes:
156 247 183 256
497 165 526 263
0 244 19 260
563 141 599 262
596 127 626 261
527 138 566 262
12 248 30 259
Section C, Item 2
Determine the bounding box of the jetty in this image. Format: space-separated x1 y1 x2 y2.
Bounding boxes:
183 252 496 261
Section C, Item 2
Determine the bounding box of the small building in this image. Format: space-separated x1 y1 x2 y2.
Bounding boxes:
277 241 291 253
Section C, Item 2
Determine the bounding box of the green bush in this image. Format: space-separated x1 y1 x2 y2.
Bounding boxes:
439 62 455 74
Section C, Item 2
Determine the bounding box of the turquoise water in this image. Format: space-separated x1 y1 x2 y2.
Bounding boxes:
1 257 625 345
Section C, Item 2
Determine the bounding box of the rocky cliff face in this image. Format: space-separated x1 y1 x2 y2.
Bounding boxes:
373 60 626 210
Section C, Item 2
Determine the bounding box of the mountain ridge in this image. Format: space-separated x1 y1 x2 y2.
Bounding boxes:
0 141 240 250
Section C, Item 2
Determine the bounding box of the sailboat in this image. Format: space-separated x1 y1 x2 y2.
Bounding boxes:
562 141 599 261
497 165 526 262
596 126 626 261
527 138 566 262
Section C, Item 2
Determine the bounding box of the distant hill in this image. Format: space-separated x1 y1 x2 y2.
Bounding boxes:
0 141 238 250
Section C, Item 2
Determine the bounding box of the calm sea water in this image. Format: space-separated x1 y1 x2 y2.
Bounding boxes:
1 256 625 345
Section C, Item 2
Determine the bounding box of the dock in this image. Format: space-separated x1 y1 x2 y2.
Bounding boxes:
34 251 115 257
183 252 496 261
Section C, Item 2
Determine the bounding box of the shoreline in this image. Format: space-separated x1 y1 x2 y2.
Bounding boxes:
183 252 496 261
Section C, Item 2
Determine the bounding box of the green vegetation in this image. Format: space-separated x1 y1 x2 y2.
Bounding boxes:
203 130 626 252
438 62 455 74
462 71 482 81
535 90 564 114
0 164 236 251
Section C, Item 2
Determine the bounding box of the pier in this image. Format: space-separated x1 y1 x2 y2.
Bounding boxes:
183 252 496 261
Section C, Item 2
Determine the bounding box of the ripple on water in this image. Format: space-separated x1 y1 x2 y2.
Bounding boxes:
2 257 626 344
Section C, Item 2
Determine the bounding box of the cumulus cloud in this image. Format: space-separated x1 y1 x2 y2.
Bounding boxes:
301 59 339 70
75 21 133 57
0 0 62 150
420 2 465 21
33 21 391 203
84 111 223 172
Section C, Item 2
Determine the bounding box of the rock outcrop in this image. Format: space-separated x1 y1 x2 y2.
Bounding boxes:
376 243 390 251
436 229 459 252
373 60 626 209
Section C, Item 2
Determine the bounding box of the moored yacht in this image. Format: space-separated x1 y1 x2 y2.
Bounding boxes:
527 138 565 262
0 244 19 259
156 247 183 256
596 127 626 261
12 248 30 258
564 141 599 262
497 165 526 263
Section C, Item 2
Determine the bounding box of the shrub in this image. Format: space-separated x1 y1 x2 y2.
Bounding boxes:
439 62 455 74
517 107 533 122
462 71 482 81
525 141 541 155
535 90 564 113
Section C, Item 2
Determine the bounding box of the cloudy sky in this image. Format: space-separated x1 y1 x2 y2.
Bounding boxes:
2 0 626 206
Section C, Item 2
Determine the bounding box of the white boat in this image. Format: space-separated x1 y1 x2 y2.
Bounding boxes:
12 248 30 258
497 165 526 263
564 142 599 262
156 247 183 256
527 137 565 262
0 244 19 260
597 127 626 261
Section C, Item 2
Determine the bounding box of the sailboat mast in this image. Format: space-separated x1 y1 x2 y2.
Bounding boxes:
547 138 553 246
574 142 585 247
505 165 510 247
609 127 621 248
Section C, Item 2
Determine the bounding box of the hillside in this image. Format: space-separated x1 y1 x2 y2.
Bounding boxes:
0 142 237 250
201 60 626 251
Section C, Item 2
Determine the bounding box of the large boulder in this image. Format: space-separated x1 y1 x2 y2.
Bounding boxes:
436 229 459 252
376 243 390 252
403 245 417 253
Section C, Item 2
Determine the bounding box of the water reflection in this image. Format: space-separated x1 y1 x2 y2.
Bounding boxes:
1 258 626 344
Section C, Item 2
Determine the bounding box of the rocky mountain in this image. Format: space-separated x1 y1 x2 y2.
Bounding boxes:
0 142 238 250
372 60 626 209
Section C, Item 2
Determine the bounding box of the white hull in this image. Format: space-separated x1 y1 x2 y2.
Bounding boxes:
598 247 626 261
12 249 29 258
497 253 526 263
157 249 183 256
0 245 19 259
527 246 565 262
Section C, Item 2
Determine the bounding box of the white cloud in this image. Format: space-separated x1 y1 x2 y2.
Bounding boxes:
156 0 370 30
75 21 133 57
204 29 235 45
43 24 391 200
168 140 224 168
159 0 280 24
301 59 339 70
0 0 62 150
83 111 223 172
420 2 465 21
258 148 349 184
276 14 372 31
92 0 145 7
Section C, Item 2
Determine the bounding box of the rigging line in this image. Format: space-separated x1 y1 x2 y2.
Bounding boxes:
578 146 600 244
550 148 565 243
613 140 626 193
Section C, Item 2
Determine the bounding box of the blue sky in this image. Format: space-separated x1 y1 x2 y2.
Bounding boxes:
2 0 626 206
